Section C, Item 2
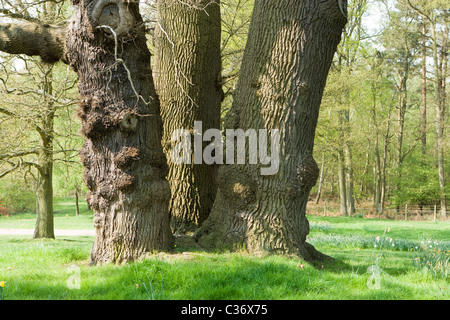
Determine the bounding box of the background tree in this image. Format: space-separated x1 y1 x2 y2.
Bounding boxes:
312 0 448 217
401 0 448 217
325 0 368 216
0 0 78 238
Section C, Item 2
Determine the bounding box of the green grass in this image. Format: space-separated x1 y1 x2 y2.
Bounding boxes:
0 197 93 230
0 201 448 300
307 215 450 242
0 239 448 300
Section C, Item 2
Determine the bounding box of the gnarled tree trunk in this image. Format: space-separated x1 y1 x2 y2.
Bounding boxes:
153 0 222 233
195 0 347 263
65 0 172 264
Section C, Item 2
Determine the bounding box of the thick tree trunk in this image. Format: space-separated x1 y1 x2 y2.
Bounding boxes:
194 0 347 263
153 0 222 234
65 0 172 264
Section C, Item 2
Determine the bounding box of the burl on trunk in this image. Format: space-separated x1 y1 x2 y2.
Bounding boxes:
65 0 172 264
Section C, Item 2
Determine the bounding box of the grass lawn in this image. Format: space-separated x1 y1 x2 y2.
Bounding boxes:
0 199 448 300
0 197 93 230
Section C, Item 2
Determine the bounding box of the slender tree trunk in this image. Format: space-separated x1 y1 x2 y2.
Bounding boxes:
336 109 348 216
430 19 447 218
380 103 392 214
395 56 408 212
421 20 427 155
437 18 447 217
361 141 370 195
75 185 80 216
438 17 447 218
65 0 172 264
315 153 325 204
374 139 381 215
153 0 222 233
370 82 381 215
195 0 347 263
33 65 55 239
337 148 347 215
396 80 406 168
344 140 355 215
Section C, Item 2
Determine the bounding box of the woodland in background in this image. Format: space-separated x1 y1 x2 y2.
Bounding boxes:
0 0 448 262
315 0 448 219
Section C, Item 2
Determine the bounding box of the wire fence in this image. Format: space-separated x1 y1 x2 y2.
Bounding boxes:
307 201 447 222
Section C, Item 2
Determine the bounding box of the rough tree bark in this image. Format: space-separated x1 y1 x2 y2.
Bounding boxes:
153 0 222 233
64 0 172 264
194 0 347 263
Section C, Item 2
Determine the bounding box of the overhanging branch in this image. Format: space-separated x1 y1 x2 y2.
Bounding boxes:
0 162 20 178
0 149 39 161
0 21 66 63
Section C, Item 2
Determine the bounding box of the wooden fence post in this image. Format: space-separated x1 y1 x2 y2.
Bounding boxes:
323 201 327 217
405 204 408 221
434 205 437 223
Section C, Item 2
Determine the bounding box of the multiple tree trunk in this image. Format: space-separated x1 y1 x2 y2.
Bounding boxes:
0 0 347 264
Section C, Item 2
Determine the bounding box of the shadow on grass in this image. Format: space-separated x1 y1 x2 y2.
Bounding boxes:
173 234 362 273
2 232 446 300
2 249 424 300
